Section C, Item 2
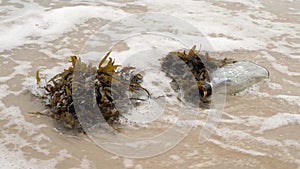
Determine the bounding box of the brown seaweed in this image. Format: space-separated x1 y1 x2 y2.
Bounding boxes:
36 70 41 85
35 47 235 133
160 46 236 108
37 52 147 133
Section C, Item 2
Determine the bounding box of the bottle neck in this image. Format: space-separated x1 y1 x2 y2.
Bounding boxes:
200 83 212 98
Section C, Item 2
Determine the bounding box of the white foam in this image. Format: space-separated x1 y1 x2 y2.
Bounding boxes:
283 79 300 87
0 106 47 136
213 0 264 8
260 51 278 62
0 148 71 169
221 113 266 128
70 156 91 169
132 0 299 52
0 106 73 169
210 126 300 163
257 113 300 133
86 34 187 66
0 1 44 23
235 82 270 97
32 134 51 145
283 139 300 148
185 150 199 157
25 63 70 97
272 62 300 76
222 111 300 134
274 95 300 107
209 138 267 156
0 59 32 83
267 82 283 90
0 5 128 52
169 154 181 161
0 84 10 100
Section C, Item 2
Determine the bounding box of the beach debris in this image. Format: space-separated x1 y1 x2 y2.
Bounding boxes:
210 60 269 94
160 45 236 108
161 46 269 105
35 46 269 132
36 70 41 85
37 52 148 132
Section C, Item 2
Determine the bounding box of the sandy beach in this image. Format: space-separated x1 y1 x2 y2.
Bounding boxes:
0 0 299 168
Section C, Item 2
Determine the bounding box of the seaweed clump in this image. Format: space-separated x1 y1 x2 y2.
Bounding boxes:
37 52 147 133
161 46 235 108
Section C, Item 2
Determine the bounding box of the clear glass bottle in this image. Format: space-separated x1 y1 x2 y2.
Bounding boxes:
205 61 269 95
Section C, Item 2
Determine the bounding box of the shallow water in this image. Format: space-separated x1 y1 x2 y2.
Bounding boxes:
0 0 300 168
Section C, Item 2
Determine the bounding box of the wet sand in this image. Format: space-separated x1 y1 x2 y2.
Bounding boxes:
0 0 299 169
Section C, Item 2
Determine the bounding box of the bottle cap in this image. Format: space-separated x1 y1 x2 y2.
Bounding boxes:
200 83 212 98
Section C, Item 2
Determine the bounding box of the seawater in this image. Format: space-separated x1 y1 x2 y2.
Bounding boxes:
0 0 299 168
